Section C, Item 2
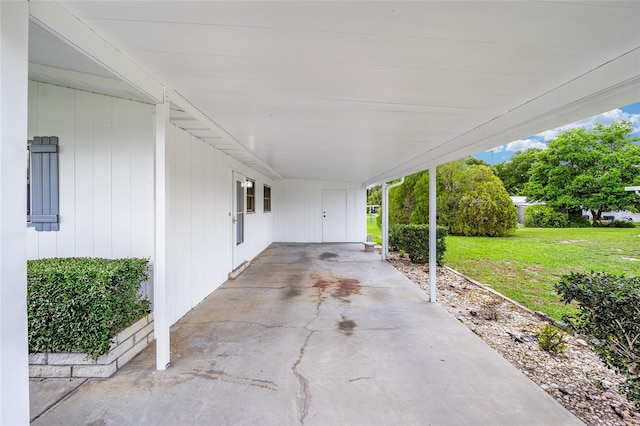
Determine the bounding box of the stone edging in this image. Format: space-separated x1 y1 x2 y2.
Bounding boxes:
443 266 570 330
29 313 154 378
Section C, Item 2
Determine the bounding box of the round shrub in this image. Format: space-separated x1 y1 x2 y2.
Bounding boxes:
450 180 518 237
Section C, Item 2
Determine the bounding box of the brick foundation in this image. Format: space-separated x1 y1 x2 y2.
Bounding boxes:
29 313 154 378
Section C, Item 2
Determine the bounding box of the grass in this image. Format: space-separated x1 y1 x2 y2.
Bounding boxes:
366 214 382 244
444 227 640 320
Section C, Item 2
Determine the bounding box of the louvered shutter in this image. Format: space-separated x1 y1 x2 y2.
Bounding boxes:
30 136 59 231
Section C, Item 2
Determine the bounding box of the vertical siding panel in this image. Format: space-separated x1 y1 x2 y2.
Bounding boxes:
111 98 132 258
177 132 192 319
191 139 205 303
203 146 217 290
92 96 112 258
130 102 154 258
74 91 95 256
34 85 59 255
53 87 76 256
27 82 39 258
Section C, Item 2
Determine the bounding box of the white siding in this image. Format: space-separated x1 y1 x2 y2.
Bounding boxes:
27 81 155 259
165 124 274 324
27 82 274 326
273 179 366 243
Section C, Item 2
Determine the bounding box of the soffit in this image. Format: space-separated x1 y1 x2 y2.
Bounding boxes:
29 1 640 185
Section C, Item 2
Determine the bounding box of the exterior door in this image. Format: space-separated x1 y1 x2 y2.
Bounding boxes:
322 190 347 242
232 171 246 269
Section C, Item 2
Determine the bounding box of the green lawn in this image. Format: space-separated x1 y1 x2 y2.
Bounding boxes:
444 227 640 320
366 214 382 244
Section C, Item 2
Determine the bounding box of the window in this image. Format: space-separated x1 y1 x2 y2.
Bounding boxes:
28 136 60 231
264 185 271 212
246 179 255 213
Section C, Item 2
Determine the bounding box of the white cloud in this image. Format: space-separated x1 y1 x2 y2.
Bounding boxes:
487 145 504 153
505 138 548 152
537 108 640 141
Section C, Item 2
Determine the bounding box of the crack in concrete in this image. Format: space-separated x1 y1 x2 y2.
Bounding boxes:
291 284 324 425
192 368 278 391
348 376 371 382
292 330 314 425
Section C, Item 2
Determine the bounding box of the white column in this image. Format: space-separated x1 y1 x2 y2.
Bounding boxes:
429 165 437 303
381 182 388 260
154 93 170 370
0 1 30 424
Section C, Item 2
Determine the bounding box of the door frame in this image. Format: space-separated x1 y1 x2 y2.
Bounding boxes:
232 171 247 269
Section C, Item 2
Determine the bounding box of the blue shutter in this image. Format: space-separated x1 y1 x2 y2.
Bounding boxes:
30 136 59 231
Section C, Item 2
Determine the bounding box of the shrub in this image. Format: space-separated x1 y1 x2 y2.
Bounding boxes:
555 272 640 406
537 323 566 354
593 219 636 228
28 257 151 360
389 223 404 251
398 224 447 265
524 204 569 228
449 174 518 237
567 214 592 228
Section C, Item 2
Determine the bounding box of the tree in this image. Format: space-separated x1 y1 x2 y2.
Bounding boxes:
449 165 518 236
388 173 421 224
367 186 381 206
388 159 518 237
523 121 640 222
494 148 542 195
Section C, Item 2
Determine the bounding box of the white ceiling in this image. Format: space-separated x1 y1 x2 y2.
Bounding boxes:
28 1 640 186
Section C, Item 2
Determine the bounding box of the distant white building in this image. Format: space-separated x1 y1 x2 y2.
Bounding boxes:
510 196 541 224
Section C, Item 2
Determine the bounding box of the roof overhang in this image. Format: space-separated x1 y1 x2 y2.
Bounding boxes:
27 1 640 186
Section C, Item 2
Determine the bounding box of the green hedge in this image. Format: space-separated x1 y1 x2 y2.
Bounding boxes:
555 272 640 407
27 257 151 360
392 224 447 265
524 204 569 228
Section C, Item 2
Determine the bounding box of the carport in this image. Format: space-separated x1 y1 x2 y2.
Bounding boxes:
31 243 581 425
1 2 639 423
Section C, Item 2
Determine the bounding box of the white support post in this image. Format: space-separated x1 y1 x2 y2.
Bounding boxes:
154 93 170 370
381 178 404 261
0 1 30 424
429 165 437 303
381 182 388 260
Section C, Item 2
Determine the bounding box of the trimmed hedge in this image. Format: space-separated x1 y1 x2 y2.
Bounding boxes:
392 224 447 265
555 272 640 407
27 258 151 360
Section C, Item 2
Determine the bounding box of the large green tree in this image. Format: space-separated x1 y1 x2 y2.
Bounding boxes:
494 148 542 195
523 121 640 222
389 159 517 236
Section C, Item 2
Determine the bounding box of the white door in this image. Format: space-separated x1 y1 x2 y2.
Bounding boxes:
232 171 247 269
322 190 347 242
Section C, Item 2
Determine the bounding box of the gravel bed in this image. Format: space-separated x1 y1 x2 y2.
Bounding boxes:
388 254 639 426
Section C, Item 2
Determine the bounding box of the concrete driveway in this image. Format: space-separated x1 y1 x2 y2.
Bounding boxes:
31 243 581 425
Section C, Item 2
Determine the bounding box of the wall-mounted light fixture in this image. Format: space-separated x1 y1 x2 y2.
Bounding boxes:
243 179 253 189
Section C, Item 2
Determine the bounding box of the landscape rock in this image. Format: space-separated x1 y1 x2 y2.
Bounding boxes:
388 254 639 426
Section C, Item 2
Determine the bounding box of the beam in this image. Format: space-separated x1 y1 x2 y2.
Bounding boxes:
0 1 30 424
29 2 163 103
364 47 640 187
169 90 283 180
154 94 170 370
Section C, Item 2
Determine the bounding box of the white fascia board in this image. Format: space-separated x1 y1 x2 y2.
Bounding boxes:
364 47 640 187
29 2 164 103
169 89 283 180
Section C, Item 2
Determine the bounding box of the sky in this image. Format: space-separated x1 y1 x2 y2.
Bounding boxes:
474 101 640 164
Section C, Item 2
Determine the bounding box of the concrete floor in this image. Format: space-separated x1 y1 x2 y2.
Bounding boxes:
31 243 582 425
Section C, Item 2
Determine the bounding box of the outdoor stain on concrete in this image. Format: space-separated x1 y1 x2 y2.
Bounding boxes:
338 316 357 336
319 252 338 260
